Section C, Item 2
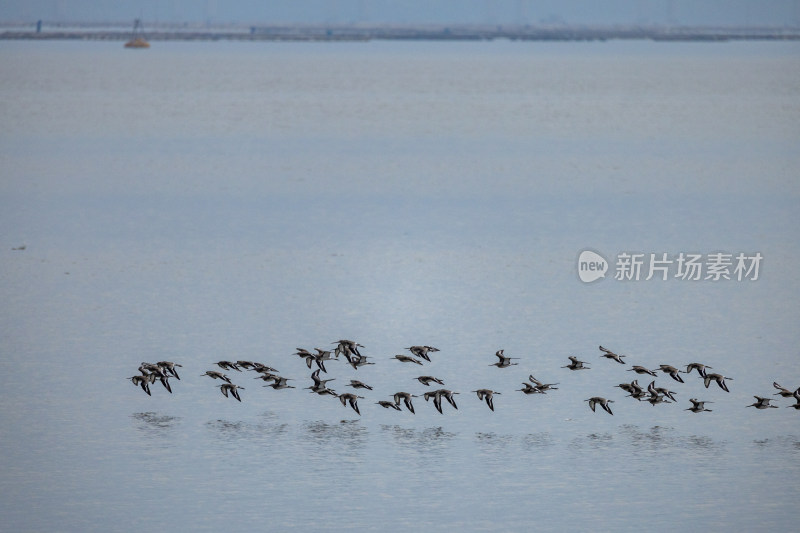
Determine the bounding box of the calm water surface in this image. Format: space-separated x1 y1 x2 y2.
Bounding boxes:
1 39 799 531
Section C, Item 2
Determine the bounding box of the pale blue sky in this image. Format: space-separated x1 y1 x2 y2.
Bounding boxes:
2 0 799 27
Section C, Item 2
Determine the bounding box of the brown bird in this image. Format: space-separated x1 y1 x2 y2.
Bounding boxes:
598 346 626 364
406 345 439 362
157 361 182 380
393 392 418 414
219 383 244 401
527 375 559 392
490 350 519 368
376 400 401 411
415 376 445 386
561 355 589 371
216 361 241 372
773 382 797 398
393 354 423 365
747 396 778 409
201 370 232 383
128 374 151 396
348 379 373 391
265 377 294 390
627 365 657 377
585 396 614 415
657 364 685 383
347 354 375 370
686 398 713 413
682 362 712 378
703 373 732 392
473 389 500 411
337 393 364 415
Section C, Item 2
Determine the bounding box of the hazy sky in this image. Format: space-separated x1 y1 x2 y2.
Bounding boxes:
1 0 799 27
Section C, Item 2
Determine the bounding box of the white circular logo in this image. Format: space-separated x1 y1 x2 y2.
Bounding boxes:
577 250 608 283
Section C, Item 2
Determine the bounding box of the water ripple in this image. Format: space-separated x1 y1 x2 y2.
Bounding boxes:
381 424 456 451
520 432 555 450
205 418 290 446
131 411 181 434
303 419 368 450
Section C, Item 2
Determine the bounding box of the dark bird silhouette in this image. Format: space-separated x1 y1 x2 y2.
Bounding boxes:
406 345 439 362
157 361 182 380
473 389 500 411
415 376 445 386
598 346 626 364
490 350 519 368
348 379 373 391
393 392 418 414
682 363 712 378
201 370 232 383
377 400 401 411
657 364 685 383
773 382 797 398
220 383 244 401
216 361 241 372
393 354 423 365
627 365 657 377
337 393 364 415
128 374 151 396
561 355 589 371
747 396 778 409
703 373 732 392
686 398 713 413
585 396 614 415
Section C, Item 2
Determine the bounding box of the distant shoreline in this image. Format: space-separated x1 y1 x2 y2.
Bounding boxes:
2 24 800 43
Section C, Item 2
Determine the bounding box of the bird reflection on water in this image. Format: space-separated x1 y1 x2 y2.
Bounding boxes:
304 419 368 450
204 417 290 445
570 431 615 451
752 435 800 451
475 431 513 449
521 432 555 450
132 412 181 436
381 425 456 451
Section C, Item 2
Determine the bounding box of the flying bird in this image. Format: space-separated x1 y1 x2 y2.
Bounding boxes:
585 396 614 415
598 346 626 364
473 389 501 411
490 350 519 368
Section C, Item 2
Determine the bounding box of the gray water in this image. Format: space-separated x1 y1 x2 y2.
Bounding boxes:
1 39 799 532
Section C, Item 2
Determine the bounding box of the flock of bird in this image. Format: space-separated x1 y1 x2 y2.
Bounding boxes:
128 341 800 416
